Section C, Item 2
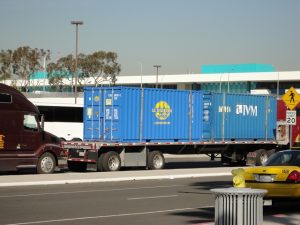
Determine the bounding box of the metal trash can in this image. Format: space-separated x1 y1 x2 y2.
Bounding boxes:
211 187 267 225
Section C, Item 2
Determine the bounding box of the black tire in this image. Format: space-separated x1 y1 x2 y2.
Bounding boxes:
148 151 165 170
221 154 231 166
68 161 87 172
97 154 105 172
37 152 56 174
102 151 121 172
71 137 82 141
255 149 270 166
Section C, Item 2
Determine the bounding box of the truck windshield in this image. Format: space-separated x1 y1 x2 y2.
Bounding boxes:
23 114 39 131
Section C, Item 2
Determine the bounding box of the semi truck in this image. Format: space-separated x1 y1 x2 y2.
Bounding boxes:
0 83 68 174
62 86 299 172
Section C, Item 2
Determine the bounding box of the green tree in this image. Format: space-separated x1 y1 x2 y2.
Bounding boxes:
80 51 121 86
11 47 49 91
0 49 14 80
47 51 121 90
47 54 74 91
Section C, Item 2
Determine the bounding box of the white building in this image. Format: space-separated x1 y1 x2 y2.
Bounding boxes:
2 70 299 96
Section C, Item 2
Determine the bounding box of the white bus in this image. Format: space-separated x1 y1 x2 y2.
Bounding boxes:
28 97 83 141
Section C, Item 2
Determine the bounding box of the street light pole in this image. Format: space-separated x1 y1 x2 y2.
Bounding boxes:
153 65 161 88
71 20 83 104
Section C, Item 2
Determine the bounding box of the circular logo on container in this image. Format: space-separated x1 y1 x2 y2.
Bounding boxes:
152 101 172 120
94 96 100 102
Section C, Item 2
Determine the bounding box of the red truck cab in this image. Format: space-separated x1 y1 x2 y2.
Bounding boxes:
0 83 67 174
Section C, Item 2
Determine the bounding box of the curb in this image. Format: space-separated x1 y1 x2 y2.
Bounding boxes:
0 172 231 187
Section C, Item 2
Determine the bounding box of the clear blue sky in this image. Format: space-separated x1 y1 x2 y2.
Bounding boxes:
1 0 299 75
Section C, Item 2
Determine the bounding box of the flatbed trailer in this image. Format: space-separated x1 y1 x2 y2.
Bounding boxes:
62 139 278 172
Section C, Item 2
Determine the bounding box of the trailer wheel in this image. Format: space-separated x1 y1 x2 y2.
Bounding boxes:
97 154 105 172
148 151 165 170
221 155 230 166
255 149 269 166
37 152 56 174
71 137 82 141
102 151 121 172
68 161 87 172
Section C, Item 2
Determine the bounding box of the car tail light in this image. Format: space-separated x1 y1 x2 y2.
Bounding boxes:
286 170 300 183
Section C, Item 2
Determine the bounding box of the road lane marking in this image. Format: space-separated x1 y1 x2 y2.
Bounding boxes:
128 194 178 200
4 206 213 225
0 185 185 198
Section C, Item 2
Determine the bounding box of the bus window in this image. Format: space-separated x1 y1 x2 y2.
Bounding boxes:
38 106 83 123
35 105 83 140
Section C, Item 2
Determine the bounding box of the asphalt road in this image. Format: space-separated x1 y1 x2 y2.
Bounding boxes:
0 176 232 225
0 156 299 225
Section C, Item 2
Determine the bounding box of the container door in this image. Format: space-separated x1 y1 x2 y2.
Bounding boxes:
103 88 121 141
84 88 104 141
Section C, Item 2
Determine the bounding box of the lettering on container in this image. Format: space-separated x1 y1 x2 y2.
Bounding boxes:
105 109 110 119
203 110 210 122
236 105 258 116
114 109 119 120
219 106 231 113
105 109 119 120
108 93 121 100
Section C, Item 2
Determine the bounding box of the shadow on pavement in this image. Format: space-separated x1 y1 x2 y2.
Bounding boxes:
164 160 223 169
173 180 300 225
171 207 215 224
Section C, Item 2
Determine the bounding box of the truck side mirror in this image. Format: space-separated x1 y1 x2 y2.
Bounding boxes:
40 114 45 131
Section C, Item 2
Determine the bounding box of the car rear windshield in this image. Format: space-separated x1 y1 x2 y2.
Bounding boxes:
265 151 300 166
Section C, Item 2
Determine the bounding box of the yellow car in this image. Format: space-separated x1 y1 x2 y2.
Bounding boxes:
233 150 300 198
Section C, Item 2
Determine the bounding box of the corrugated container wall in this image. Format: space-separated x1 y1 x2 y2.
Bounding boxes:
210 93 277 141
83 87 276 143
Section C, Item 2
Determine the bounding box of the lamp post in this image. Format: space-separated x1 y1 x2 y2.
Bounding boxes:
71 20 83 104
277 71 280 99
139 62 143 88
153 65 161 88
227 72 230 93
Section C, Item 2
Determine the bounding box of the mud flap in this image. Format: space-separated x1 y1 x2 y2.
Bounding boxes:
87 163 97 171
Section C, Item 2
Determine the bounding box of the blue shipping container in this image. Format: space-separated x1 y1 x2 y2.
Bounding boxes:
210 93 277 141
83 87 276 142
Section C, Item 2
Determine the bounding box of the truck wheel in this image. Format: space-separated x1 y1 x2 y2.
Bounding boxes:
102 151 121 172
37 152 56 174
148 151 165 170
68 161 87 172
255 149 269 166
